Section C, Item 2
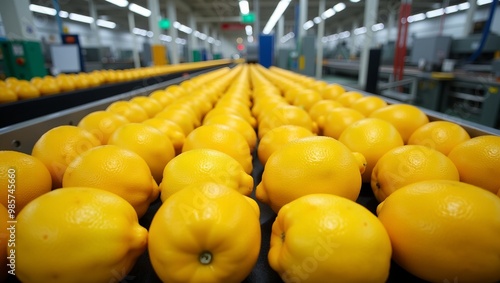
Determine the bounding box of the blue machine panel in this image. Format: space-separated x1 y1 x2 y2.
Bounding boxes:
259 34 274 68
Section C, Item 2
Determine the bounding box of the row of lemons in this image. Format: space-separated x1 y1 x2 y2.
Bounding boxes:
0 60 231 104
0 63 499 283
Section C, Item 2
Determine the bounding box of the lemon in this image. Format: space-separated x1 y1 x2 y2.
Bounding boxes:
77 111 129 144
258 105 318 139
0 151 52 214
108 123 175 183
371 145 460 202
15 81 40 100
0 86 17 103
370 103 429 143
203 113 257 151
270 194 392 283
336 91 364 107
256 136 364 213
323 107 365 139
350 96 387 116
307 100 343 132
62 145 159 218
377 180 500 283
149 90 175 107
106 101 149 123
339 118 404 183
257 125 315 165
159 149 253 200
149 182 261 283
155 107 197 136
322 84 345 100
292 89 322 111
142 118 186 155
182 124 253 174
408 121 471 155
130 96 163 118
32 125 101 188
448 135 500 194
16 187 148 283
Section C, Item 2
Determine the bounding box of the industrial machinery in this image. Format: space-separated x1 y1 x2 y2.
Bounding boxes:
0 40 47 80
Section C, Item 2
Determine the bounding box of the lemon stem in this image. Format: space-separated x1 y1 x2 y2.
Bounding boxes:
199 251 212 265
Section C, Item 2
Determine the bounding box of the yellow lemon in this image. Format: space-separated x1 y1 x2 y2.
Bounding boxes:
159 148 253 200
130 96 163 118
323 107 365 139
256 136 364 213
258 105 318 139
203 113 257 151
142 118 185 155
308 100 343 131
292 89 322 111
408 121 471 155
77 110 129 144
149 89 175 107
270 194 392 283
322 84 345 100
108 123 175 183
339 118 404 182
370 104 429 143
0 151 52 215
32 125 101 188
377 180 500 283
155 108 197 136
38 79 60 96
182 124 253 174
350 96 388 116
0 86 17 103
336 91 364 107
106 101 149 123
15 81 40 100
149 182 261 283
371 145 460 202
257 125 315 165
16 187 148 283
62 145 159 218
448 135 500 194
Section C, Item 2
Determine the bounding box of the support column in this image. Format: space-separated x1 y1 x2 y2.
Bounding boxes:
298 0 308 45
315 0 325 79
358 0 379 88
0 0 38 40
128 11 141 68
464 0 478 36
149 0 167 65
277 16 285 47
350 21 358 59
88 0 102 47
393 0 412 82
188 14 198 62
253 0 260 40
203 25 211 60
387 10 396 42
167 0 180 64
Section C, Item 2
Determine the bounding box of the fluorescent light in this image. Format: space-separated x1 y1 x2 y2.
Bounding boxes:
97 19 116 29
339 31 350 39
350 0 360 2
69 13 94 24
263 0 291 34
426 8 444 18
175 38 186 45
105 0 129 7
132 27 147 36
59 11 69 18
321 8 335 19
178 24 193 34
159 34 172 42
280 32 295 43
372 23 384 31
445 5 459 14
458 2 470 10
129 3 151 17
477 0 493 5
303 20 314 30
239 0 250 15
313 17 322 24
408 13 426 23
194 31 201 37
173 21 181 28
354 27 366 35
29 4 56 16
199 33 208 40
333 3 346 12
247 35 254 42
146 31 154 38
245 25 253 35
207 37 215 43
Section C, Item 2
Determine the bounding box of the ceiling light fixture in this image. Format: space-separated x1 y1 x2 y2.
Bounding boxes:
97 19 116 29
333 3 346 12
105 0 129 8
29 4 56 16
69 13 94 24
59 11 69 18
426 8 444 18
477 0 493 5
303 20 314 30
245 25 253 35
321 8 335 19
445 5 459 14
263 0 291 34
458 2 470 10
407 13 426 23
239 0 250 15
128 3 151 17
353 27 367 35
